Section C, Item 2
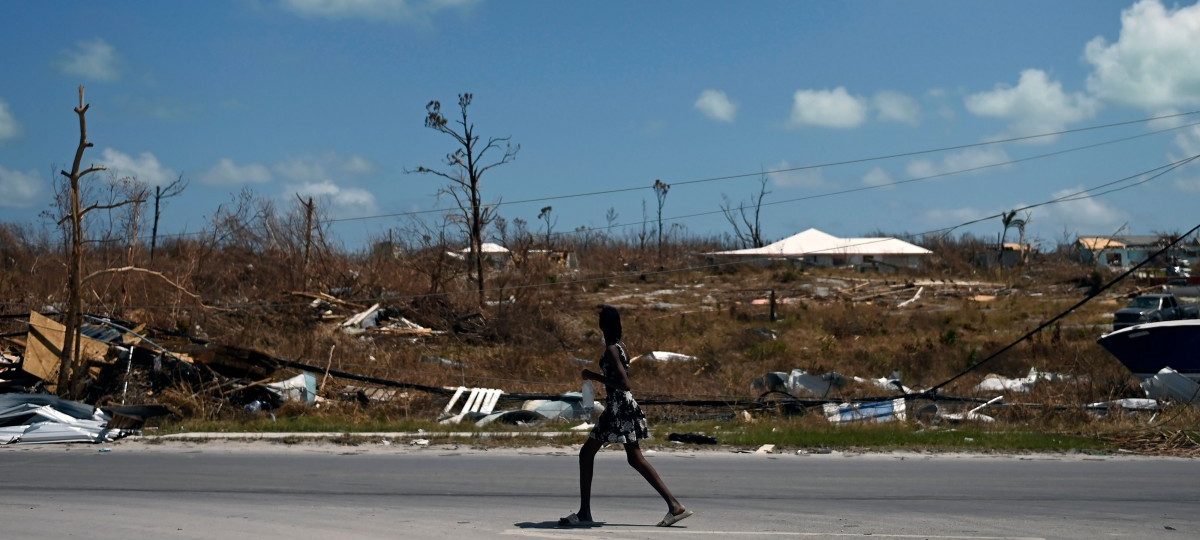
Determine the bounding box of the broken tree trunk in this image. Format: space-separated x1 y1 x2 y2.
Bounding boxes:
57 86 106 395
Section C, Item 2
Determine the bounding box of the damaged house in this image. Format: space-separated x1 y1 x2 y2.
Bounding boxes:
1076 234 1200 270
706 228 932 269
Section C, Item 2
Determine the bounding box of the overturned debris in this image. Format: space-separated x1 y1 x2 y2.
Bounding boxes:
754 369 845 398
823 398 907 424
938 396 1002 423
974 368 1072 393
341 303 440 337
0 393 166 445
1141 367 1200 405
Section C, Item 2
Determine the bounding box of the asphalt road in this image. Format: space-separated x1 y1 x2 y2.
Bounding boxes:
1 443 1196 539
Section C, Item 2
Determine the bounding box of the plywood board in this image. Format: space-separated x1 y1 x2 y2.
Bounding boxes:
23 312 110 390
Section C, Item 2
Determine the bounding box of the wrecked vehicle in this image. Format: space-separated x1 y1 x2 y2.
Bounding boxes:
1111 293 1199 331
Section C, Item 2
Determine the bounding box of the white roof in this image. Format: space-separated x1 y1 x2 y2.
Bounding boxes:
458 242 511 254
709 228 931 257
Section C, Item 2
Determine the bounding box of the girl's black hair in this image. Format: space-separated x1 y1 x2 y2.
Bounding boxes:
598 304 622 344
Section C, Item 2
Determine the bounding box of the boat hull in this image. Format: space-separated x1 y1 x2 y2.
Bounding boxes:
1097 320 1200 380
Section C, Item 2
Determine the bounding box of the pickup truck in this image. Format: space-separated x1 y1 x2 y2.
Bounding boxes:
1112 293 1200 330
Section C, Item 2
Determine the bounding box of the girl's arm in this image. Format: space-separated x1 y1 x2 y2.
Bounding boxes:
603 345 632 391
580 369 605 382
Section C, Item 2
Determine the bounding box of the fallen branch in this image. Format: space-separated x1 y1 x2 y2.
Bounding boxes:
289 291 367 310
83 266 221 310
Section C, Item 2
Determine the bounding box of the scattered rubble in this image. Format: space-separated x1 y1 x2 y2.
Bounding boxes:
1141 367 1200 405
823 398 907 424
974 368 1072 393
667 432 717 444
0 394 165 445
634 351 697 363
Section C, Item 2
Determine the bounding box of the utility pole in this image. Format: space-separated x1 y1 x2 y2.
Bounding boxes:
297 194 315 289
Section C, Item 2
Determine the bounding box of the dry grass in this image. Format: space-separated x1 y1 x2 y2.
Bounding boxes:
1 217 1184 453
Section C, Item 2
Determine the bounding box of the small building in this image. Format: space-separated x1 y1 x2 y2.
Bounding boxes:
1075 235 1197 269
446 242 512 267
975 242 1034 269
706 228 932 269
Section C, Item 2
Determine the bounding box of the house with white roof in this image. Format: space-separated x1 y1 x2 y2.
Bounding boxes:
707 228 932 269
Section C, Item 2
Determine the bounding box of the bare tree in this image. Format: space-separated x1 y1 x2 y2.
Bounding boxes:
412 93 519 306
537 205 556 248
720 173 770 248
400 215 465 295
149 175 188 262
653 179 670 265
114 176 150 268
57 87 149 394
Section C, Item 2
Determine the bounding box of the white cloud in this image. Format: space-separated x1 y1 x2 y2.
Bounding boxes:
286 180 378 216
201 158 273 185
1172 124 1200 159
279 0 475 22
272 153 374 184
873 90 920 125
905 146 1011 178
1147 109 1187 130
273 153 378 215
1175 176 1200 192
694 89 737 122
57 39 119 82
343 154 376 175
1085 0 1200 110
964 69 1097 137
0 166 40 208
1171 125 1200 191
1043 186 1126 229
861 166 893 188
99 148 177 186
0 100 20 142
788 87 867 129
767 161 828 188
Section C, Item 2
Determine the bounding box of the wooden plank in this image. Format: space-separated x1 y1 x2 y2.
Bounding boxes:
23 312 111 389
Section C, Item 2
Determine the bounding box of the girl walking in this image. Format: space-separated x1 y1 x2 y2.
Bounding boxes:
560 305 692 528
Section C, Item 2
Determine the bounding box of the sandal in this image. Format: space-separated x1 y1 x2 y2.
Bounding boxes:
656 509 694 527
558 512 594 527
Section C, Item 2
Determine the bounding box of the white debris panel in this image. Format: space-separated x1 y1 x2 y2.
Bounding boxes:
823 398 907 424
635 351 697 363
974 368 1071 393
1141 367 1200 404
0 394 129 445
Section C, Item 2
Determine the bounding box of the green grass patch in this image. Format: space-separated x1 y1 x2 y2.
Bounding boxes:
656 421 1113 453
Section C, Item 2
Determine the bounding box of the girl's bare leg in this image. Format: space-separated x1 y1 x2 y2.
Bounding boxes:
624 442 686 515
576 437 603 520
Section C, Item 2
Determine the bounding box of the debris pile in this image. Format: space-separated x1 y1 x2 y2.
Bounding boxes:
0 394 162 445
0 308 430 443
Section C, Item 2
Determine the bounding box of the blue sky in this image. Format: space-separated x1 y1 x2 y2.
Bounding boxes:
2 0 1200 249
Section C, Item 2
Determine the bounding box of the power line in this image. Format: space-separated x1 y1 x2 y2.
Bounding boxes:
323 109 1200 224
89 115 1200 244
544 123 1200 239
39 151 1199 312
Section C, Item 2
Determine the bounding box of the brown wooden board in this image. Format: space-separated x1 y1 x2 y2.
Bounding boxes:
23 312 111 390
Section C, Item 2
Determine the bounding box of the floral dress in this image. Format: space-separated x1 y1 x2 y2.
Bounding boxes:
589 342 650 443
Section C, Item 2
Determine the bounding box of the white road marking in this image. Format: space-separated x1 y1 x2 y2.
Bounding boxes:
502 529 1045 540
